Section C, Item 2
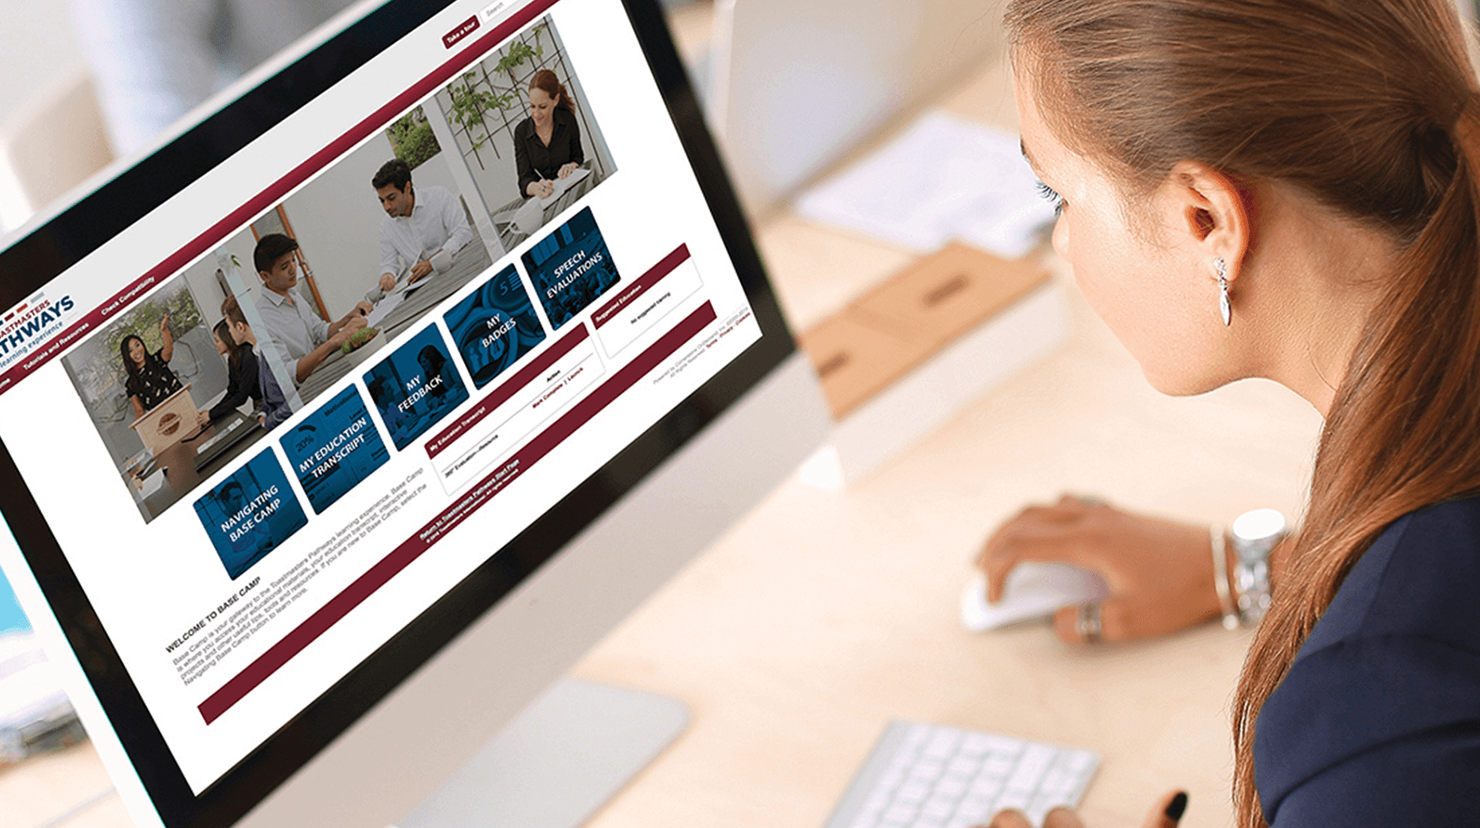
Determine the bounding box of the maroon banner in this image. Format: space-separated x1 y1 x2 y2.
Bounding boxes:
0 0 559 397
424 322 590 459
198 302 718 724
591 244 691 329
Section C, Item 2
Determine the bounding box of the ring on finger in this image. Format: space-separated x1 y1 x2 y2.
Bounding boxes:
1075 601 1104 644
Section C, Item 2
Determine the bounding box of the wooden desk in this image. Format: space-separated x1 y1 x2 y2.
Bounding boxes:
135 411 266 522
4 45 1323 828
565 56 1323 828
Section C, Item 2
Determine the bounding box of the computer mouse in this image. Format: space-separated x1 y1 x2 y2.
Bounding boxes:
960 563 1111 632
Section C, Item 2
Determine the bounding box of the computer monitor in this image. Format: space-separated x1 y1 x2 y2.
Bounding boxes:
707 0 1007 214
0 0 829 825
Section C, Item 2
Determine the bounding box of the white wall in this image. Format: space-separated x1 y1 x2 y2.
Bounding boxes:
433 86 524 214
266 132 462 320
277 131 395 319
0 2 83 122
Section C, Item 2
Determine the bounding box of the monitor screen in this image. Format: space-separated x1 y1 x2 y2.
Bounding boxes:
0 0 812 824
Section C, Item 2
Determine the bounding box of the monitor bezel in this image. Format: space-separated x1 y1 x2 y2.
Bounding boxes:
0 1 796 824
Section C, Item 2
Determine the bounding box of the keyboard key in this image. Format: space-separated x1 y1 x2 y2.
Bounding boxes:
956 794 992 822
981 756 1016 779
996 790 1031 814
1030 791 1069 818
1065 750 1096 772
934 776 969 798
958 734 993 757
967 777 1003 800
910 759 945 783
896 781 931 804
924 729 963 759
1005 744 1055 792
946 756 980 777
1039 769 1075 797
974 734 1026 757
921 796 957 819
882 803 918 824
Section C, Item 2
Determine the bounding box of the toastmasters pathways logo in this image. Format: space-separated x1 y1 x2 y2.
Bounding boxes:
0 292 77 370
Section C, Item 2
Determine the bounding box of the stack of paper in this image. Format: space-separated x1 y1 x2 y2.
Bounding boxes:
538 166 592 207
794 111 1056 258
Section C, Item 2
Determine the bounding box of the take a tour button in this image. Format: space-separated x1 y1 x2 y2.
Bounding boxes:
442 15 480 49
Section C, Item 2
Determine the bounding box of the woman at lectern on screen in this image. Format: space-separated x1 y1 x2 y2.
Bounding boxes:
515 69 584 200
122 315 184 419
973 0 1480 826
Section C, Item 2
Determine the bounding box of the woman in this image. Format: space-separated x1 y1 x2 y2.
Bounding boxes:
203 318 262 423
121 315 183 418
978 0 1480 825
513 68 584 200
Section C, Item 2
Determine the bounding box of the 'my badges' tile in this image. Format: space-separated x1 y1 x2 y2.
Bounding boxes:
521 207 621 330
280 386 390 514
443 264 547 388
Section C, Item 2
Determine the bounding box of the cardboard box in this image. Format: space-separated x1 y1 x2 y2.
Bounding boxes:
798 244 1066 481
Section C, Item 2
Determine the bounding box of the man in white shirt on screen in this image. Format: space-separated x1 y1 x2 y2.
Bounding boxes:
370 158 474 300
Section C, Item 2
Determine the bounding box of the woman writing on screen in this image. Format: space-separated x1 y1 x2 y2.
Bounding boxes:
514 69 584 200
122 315 183 419
200 318 262 424
976 0 1480 825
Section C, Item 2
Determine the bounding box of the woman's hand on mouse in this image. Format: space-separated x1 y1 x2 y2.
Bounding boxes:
977 495 1220 643
984 790 1188 828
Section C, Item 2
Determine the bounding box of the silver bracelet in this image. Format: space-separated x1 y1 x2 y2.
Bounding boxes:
1209 524 1239 630
1231 509 1286 627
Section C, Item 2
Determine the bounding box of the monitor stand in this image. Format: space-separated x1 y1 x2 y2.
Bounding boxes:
393 678 690 828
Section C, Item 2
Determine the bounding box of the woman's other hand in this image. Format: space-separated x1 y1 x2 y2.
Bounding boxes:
558 162 578 179
978 496 1220 643
987 790 1187 828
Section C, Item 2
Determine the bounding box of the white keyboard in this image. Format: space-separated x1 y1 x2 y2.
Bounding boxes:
824 721 1099 828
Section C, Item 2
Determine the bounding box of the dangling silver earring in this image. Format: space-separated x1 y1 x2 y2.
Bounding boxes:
1215 256 1231 326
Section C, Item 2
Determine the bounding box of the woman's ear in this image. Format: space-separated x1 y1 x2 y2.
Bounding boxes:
1165 160 1252 286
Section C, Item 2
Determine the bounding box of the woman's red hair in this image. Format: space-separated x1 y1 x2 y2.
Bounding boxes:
529 68 576 114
